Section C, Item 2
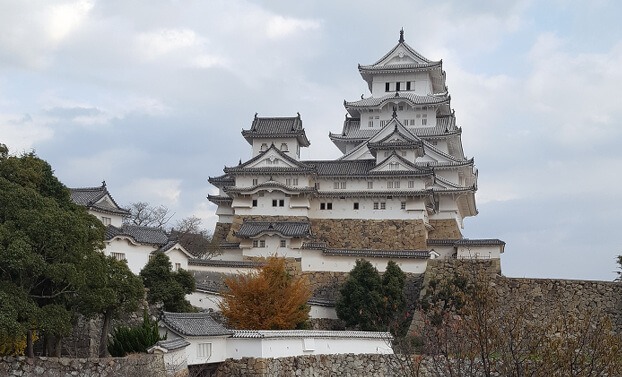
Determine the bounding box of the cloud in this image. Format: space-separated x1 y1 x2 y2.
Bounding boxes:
47 0 94 43
121 178 182 207
266 16 321 39
0 113 54 153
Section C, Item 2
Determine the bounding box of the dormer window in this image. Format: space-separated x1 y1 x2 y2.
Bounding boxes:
280 143 288 152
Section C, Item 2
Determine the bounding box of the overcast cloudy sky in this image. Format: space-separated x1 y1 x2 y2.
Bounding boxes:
1 0 621 281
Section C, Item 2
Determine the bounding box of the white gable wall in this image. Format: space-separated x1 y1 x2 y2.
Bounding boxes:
104 238 154 274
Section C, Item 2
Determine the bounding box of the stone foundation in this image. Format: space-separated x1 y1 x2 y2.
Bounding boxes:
310 218 428 250
0 355 166 377
427 219 462 239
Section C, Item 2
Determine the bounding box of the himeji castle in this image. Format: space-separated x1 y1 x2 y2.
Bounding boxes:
207 30 504 273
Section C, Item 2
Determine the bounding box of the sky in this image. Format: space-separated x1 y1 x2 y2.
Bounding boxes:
1 0 621 281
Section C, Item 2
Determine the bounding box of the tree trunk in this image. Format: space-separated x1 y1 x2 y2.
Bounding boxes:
26 330 34 358
54 336 62 357
99 310 112 357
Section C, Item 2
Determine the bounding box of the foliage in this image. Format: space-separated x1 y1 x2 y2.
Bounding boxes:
140 253 195 312
0 331 38 356
171 216 220 258
76 253 145 356
219 256 311 330
108 312 163 357
382 260 410 337
336 259 409 334
0 149 106 355
336 259 384 331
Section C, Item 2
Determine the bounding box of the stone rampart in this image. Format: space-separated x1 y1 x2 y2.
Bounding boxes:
427 219 462 240
422 259 622 331
213 354 403 377
0 354 166 377
310 218 428 250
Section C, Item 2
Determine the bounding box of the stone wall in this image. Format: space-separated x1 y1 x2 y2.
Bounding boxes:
213 354 404 377
0 355 166 377
421 259 622 331
310 218 427 250
427 219 462 240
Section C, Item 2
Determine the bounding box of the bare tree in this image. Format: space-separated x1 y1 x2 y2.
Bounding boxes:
393 261 622 377
125 202 174 228
171 216 220 259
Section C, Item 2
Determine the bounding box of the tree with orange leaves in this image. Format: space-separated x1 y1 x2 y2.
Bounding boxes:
219 257 311 330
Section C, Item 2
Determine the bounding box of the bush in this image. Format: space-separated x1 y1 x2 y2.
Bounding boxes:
108 312 163 357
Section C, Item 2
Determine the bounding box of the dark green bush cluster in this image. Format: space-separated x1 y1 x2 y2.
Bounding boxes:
108 313 163 356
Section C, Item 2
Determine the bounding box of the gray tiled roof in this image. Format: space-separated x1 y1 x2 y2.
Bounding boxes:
105 224 169 246
232 330 391 339
161 311 233 337
241 114 310 146
152 338 190 351
308 159 431 177
189 259 264 268
69 182 130 216
224 144 315 174
207 195 232 205
455 239 506 246
322 249 430 259
427 239 461 246
307 297 335 307
345 92 448 108
208 174 234 187
427 238 505 247
235 221 311 239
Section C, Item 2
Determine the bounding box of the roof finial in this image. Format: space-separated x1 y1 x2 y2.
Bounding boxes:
297 112 300 119
102 180 106 187
399 28 404 43
392 106 398 119
254 112 258 119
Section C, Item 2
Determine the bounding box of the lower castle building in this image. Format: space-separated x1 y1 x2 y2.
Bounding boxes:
208 30 504 273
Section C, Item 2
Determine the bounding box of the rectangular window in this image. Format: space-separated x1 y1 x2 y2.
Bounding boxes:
368 120 373 127
406 81 411 91
410 119 415 125
252 199 258 207
398 105 404 111
292 178 298 186
333 181 339 189
280 240 286 247
259 240 266 248
279 199 284 207
101 217 111 226
320 203 326 210
111 252 125 261
286 178 292 185
380 120 388 127
367 181 373 189
401 151 407 156
314 182 320 189
387 181 393 189
253 240 258 248
340 181 346 189
373 202 379 210
353 202 359 210
396 82 401 91
174 263 181 271
385 82 390 92
327 203 332 210
272 199 278 207
384 151 389 158
380 202 386 210
197 343 212 359
394 181 400 188
252 178 258 186
408 181 415 188
401 202 406 210
422 118 427 126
